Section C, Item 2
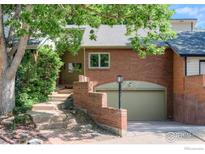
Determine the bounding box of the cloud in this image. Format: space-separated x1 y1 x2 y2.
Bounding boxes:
175 7 205 16
175 7 196 15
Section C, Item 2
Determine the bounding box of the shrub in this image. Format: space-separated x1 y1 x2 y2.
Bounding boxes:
15 46 63 114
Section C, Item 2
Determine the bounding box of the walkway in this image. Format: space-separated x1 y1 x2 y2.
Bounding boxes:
96 121 205 144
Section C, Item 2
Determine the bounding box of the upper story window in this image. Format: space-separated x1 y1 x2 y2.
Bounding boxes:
186 57 205 76
199 60 205 75
88 52 110 69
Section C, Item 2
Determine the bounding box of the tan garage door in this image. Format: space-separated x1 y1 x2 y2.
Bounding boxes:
97 90 166 121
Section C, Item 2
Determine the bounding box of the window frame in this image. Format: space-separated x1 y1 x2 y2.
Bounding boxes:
199 60 205 75
88 52 110 69
67 63 82 73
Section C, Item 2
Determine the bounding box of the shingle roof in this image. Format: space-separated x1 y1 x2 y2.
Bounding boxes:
81 25 149 48
19 24 205 57
81 25 131 47
82 25 205 56
167 31 205 56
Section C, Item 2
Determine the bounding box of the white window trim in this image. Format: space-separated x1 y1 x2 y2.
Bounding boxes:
88 52 110 69
186 57 205 76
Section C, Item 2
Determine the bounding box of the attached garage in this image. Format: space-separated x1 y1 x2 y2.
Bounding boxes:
96 81 167 121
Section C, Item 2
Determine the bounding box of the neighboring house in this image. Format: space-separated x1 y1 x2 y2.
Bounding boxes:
170 18 197 32
58 18 205 125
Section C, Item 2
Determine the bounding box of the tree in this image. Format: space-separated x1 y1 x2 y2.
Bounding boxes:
15 47 63 113
0 4 175 114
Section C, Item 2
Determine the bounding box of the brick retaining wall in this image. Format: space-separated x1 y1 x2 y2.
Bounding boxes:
73 75 127 136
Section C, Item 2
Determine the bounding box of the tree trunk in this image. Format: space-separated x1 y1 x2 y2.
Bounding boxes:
0 4 31 114
0 73 15 114
0 34 29 115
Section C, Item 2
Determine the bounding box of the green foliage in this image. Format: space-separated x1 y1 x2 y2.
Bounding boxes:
0 4 177 115
3 4 175 57
15 46 63 113
55 28 84 55
61 4 175 57
73 64 82 73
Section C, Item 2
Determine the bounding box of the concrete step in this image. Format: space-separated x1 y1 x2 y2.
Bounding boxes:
57 89 73 94
28 110 67 124
48 94 72 101
32 103 58 111
49 97 67 101
27 94 74 130
51 91 58 95
48 101 65 105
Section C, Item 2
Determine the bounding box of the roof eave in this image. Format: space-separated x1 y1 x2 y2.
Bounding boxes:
81 45 132 49
179 54 205 57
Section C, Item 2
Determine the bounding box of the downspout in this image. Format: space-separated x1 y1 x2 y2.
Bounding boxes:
191 22 193 31
83 47 86 76
184 56 187 76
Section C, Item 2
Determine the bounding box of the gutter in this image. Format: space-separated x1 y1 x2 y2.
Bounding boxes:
81 45 131 49
179 54 205 57
83 47 86 76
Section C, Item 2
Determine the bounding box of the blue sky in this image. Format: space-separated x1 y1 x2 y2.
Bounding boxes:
170 4 205 29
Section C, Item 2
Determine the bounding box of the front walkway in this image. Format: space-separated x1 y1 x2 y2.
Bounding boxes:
96 121 205 144
27 90 117 144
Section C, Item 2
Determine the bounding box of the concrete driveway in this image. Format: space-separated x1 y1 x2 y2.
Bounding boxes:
97 121 205 144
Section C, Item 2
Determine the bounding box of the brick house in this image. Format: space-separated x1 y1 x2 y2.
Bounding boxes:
59 18 205 125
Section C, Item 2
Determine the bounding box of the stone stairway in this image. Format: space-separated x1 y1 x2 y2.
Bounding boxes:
48 87 73 102
27 89 73 130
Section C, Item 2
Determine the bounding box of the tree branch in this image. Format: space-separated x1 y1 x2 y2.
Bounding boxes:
7 4 21 47
0 134 15 144
6 5 32 80
6 31 29 80
6 5 22 64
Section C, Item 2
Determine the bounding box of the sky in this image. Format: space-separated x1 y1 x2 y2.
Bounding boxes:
170 4 205 29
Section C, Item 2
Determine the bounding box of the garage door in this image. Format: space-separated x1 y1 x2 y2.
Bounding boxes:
96 81 167 121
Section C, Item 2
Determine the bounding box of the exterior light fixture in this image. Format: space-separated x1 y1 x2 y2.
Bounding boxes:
116 75 123 109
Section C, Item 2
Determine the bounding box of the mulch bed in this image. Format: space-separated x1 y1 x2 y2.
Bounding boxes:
0 107 115 144
0 114 45 144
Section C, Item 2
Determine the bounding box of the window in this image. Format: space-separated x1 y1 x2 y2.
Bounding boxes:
68 63 82 73
199 60 205 75
89 53 110 69
186 57 205 76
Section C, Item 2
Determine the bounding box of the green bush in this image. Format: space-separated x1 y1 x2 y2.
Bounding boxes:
15 46 63 114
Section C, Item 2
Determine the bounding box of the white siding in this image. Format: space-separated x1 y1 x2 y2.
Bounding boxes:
170 20 196 32
171 23 192 32
187 57 205 76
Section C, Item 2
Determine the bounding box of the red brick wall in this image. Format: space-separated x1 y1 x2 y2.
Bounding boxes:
73 76 127 136
184 76 205 124
65 47 205 124
173 53 185 122
173 52 185 94
85 48 174 119
173 53 205 124
60 49 84 85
